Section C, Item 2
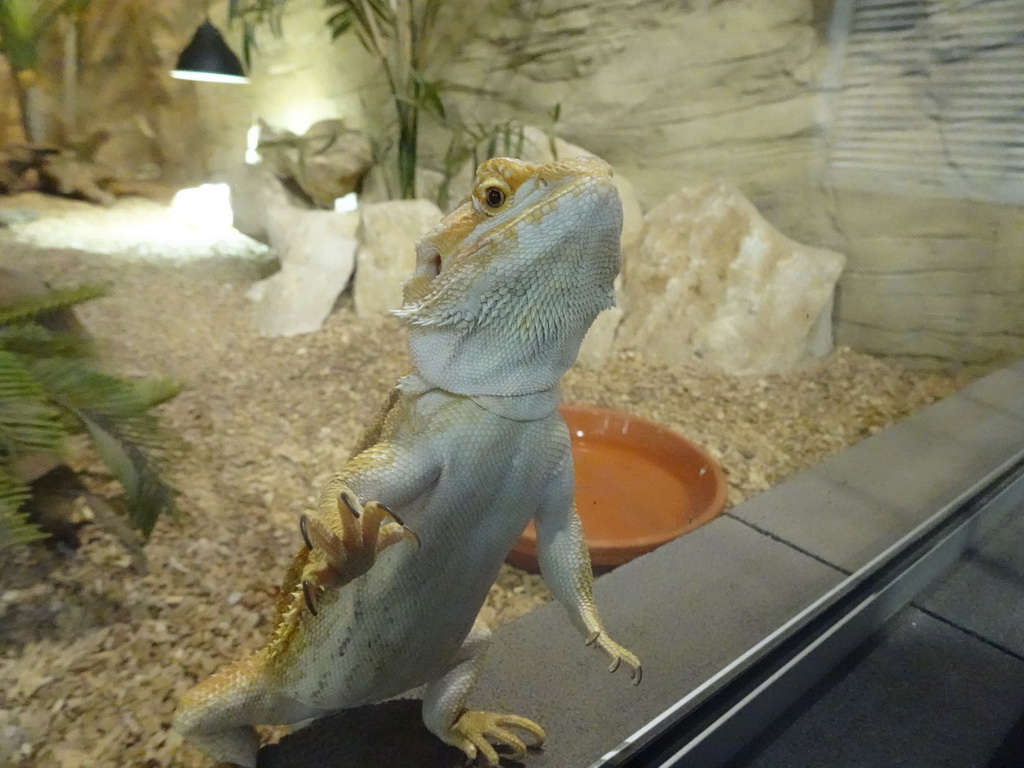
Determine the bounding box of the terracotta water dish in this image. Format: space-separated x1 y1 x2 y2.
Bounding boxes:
507 404 728 572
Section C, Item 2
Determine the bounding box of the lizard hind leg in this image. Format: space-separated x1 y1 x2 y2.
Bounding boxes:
423 619 546 766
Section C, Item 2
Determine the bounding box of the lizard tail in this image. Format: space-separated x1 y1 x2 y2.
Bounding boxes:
173 654 272 767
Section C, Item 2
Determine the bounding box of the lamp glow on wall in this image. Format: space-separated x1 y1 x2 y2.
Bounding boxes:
170 20 249 84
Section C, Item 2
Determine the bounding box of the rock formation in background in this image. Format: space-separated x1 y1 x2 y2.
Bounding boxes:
0 131 119 204
235 167 441 337
236 129 848 371
231 162 360 338
223 163 310 245
247 207 359 338
618 181 846 375
256 119 373 207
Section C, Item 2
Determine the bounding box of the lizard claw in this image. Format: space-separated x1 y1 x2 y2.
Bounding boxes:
339 490 360 518
401 524 421 550
336 493 419 549
379 502 402 525
299 514 313 550
587 630 642 686
302 579 320 616
375 503 421 549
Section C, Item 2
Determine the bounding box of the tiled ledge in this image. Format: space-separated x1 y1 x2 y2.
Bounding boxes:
732 363 1024 573
259 360 1024 768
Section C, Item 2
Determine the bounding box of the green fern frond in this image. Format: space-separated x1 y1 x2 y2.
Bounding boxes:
22 352 180 540
0 350 66 456
0 348 44 399
0 282 108 326
79 412 176 539
0 468 47 550
0 322 94 358
0 469 31 515
127 377 182 411
28 358 180 422
0 279 180 547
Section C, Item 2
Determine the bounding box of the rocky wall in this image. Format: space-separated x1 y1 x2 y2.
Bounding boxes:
815 0 1024 369
3 0 1020 368
0 1 212 183
178 0 829 235
422 0 1022 369
422 0 832 243
827 188 1024 370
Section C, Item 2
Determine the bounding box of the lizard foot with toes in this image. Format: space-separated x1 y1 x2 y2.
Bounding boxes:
446 709 546 766
299 489 419 613
586 630 643 685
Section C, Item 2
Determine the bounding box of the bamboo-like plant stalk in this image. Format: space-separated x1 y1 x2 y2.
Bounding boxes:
0 0 91 143
60 13 76 135
391 1 415 197
333 0 440 198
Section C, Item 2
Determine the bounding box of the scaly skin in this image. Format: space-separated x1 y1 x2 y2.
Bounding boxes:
173 156 641 766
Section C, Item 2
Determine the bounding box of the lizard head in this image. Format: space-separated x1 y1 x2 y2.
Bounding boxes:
395 155 623 397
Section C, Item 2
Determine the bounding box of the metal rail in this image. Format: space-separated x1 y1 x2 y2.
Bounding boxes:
595 451 1024 768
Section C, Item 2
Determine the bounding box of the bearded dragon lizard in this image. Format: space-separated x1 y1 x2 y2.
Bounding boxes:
173 156 641 766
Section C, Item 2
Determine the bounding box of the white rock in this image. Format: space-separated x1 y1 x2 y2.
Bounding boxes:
618 181 845 374
223 162 311 244
258 119 373 207
252 208 359 338
354 199 443 318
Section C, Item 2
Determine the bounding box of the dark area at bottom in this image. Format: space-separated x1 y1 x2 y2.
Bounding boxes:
257 698 536 768
730 508 1024 768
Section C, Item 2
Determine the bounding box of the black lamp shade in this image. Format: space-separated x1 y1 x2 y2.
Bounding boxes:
171 20 248 84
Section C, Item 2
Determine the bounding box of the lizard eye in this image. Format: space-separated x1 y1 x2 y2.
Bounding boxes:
485 186 506 208
477 178 516 217
476 177 512 214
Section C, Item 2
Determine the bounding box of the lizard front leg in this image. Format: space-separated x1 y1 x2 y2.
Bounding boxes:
423 619 546 765
175 438 440 766
298 487 419 614
535 459 642 684
297 440 435 614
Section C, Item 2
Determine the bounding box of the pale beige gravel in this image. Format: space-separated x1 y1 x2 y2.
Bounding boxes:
0 195 971 767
